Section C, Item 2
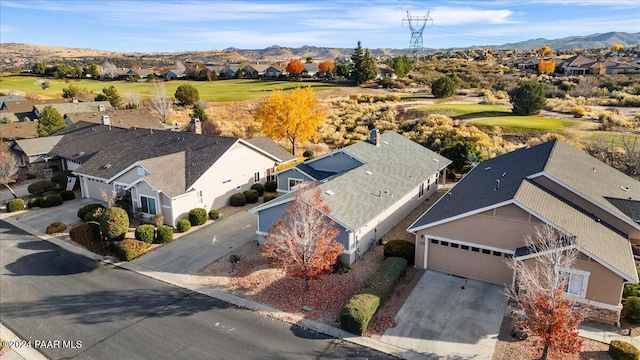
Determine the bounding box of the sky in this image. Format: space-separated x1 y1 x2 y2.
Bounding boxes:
1 0 639 52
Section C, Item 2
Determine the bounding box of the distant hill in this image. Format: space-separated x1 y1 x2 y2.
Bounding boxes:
458 31 640 51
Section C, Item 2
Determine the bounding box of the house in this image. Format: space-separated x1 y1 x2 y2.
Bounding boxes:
250 130 451 265
407 140 640 324
10 136 64 176
0 111 21 124
33 101 114 118
243 64 270 79
301 64 318 77
264 65 285 78
376 64 397 79
0 95 24 108
123 68 156 80
219 65 241 79
64 108 165 130
49 121 295 226
163 69 186 80
562 55 597 75
0 121 39 141
1 99 71 122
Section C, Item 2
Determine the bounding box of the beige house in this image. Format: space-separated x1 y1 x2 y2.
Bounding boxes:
408 140 640 324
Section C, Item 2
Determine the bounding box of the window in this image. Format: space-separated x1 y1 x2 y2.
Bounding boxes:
222 179 231 184
472 247 480 252
430 239 438 244
451 243 459 248
196 190 203 205
288 178 303 191
482 249 491 254
140 195 157 215
461 245 469 250
419 183 424 198
564 269 589 298
427 178 431 192
441 241 449 246
493 251 502 257
254 172 260 183
137 167 145 176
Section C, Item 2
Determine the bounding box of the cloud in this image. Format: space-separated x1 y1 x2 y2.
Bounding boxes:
0 24 16 33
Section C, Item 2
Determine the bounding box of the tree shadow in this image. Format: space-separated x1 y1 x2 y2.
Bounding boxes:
454 110 512 120
4 244 99 276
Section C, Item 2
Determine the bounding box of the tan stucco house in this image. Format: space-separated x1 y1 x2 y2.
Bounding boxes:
408 140 640 324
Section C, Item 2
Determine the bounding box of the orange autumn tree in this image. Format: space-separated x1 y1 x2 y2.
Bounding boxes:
262 184 344 291
539 45 553 56
613 43 624 51
255 87 325 156
318 60 335 75
538 59 556 74
286 59 305 78
507 225 585 360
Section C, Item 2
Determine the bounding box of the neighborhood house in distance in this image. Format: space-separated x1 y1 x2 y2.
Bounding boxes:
408 139 640 324
251 129 451 264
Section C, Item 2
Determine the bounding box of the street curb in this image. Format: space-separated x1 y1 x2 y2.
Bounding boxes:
0 323 47 360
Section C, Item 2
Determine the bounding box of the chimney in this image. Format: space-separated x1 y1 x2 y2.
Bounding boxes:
101 115 110 126
190 117 202 134
368 129 380 146
98 104 105 112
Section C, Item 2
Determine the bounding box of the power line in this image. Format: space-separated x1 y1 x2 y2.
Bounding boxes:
402 11 433 58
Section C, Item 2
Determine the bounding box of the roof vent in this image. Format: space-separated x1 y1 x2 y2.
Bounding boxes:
325 190 335 196
433 158 439 163
495 179 501 189
365 170 373 176
621 186 629 192
484 167 491 171
78 151 85 156
382 140 389 145
104 164 112 169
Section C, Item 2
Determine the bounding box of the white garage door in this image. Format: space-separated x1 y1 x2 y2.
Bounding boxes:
427 239 512 286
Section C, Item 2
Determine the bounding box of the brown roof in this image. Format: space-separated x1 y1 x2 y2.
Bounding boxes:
0 121 38 140
1 99 71 113
65 108 164 130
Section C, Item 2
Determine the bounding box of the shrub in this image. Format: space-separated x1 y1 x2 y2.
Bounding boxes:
340 257 407 335
251 183 265 196
40 194 63 208
174 84 200 106
152 214 164 227
625 297 640 324
383 240 415 264
99 207 130 241
230 193 246 207
244 189 259 204
6 198 25 212
176 219 191 233
46 221 67 234
431 75 458 98
60 190 75 201
26 173 36 179
208 209 220 220
135 224 155 244
27 180 56 195
265 180 277 192
51 170 77 188
302 150 315 159
624 266 640 298
509 80 546 115
609 340 640 360
112 239 150 261
69 223 107 255
42 190 58 196
27 197 41 208
77 203 105 221
263 194 277 203
188 208 208 226
156 225 173 243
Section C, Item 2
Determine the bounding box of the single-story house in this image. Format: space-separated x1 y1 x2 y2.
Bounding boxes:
301 64 318 77
10 136 64 176
64 108 165 130
163 69 186 80
49 121 296 226
33 101 114 118
123 68 157 80
0 121 39 141
562 55 597 75
408 140 640 324
250 130 451 265
243 64 270 79
376 64 397 79
1 99 71 122
0 95 24 109
264 66 285 78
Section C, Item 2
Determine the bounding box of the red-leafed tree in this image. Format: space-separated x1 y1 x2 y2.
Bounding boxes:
318 60 335 75
286 59 305 78
262 184 344 291
507 225 586 360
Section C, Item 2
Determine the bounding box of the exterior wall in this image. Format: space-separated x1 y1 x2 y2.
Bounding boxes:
309 152 361 173
65 159 81 171
583 306 621 325
257 202 289 235
115 166 145 184
158 192 173 226
276 168 314 192
169 191 196 226
81 176 112 200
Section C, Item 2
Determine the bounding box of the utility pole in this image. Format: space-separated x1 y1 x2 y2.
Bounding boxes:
403 11 433 60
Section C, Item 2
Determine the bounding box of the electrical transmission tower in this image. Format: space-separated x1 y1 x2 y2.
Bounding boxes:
403 11 433 59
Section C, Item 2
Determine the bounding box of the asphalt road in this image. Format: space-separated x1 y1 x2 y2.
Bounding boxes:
0 220 394 360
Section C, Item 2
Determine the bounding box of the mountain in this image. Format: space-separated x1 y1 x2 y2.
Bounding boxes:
462 31 640 51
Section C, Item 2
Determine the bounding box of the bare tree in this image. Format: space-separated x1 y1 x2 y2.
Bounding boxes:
621 136 640 180
174 60 186 74
149 81 173 123
100 61 118 80
123 91 141 108
35 77 50 91
0 142 19 199
507 225 585 360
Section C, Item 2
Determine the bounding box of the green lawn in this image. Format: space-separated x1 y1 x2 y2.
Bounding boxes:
583 132 640 147
0 74 344 102
414 103 512 119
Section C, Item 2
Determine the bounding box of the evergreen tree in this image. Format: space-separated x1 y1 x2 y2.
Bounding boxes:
350 41 377 85
37 105 66 136
190 103 209 122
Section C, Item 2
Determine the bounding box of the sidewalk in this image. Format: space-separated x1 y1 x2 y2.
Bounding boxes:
579 324 640 347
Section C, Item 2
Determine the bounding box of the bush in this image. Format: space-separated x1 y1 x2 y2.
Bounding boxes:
42 190 58 196
26 173 36 179
625 297 640 324
431 75 458 98
251 183 265 196
383 240 415 264
69 223 107 255
112 239 150 261
244 189 259 203
624 266 640 298
41 194 63 208
60 190 75 201
302 150 315 159
6 198 25 212
135 224 155 244
46 221 67 234
340 257 407 335
263 194 277 203
208 209 220 220
264 180 277 192
510 80 546 115
27 197 41 208
609 340 640 360
156 225 173 243
28 180 56 195
174 84 200 106
99 207 129 241
188 208 208 226
176 219 191 233
51 171 77 188
230 193 246 207
78 203 105 221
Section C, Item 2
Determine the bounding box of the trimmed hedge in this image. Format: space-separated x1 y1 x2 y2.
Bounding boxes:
112 239 150 261
250 183 265 196
188 208 208 226
264 180 277 192
69 223 107 255
60 190 76 201
625 297 640 324
26 173 36 179
77 203 105 221
156 225 173 243
135 224 156 244
42 190 59 196
244 189 259 204
27 180 56 195
27 197 41 208
208 209 219 220
340 257 407 335
230 193 246 207
263 194 277 203
6 198 25 212
383 240 415 264
624 265 640 298
176 219 191 233
41 194 63 208
51 170 71 186
99 207 130 241
609 340 640 360
46 221 67 234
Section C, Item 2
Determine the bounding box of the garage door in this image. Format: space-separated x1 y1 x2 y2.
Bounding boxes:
427 239 512 286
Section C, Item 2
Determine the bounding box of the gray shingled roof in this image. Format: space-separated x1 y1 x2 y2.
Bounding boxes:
0 121 38 140
245 136 296 163
606 198 640 224
35 101 114 116
139 152 186 197
14 136 64 156
66 108 164 130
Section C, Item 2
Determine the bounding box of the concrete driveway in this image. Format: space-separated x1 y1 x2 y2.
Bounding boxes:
6 197 97 235
381 270 506 359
